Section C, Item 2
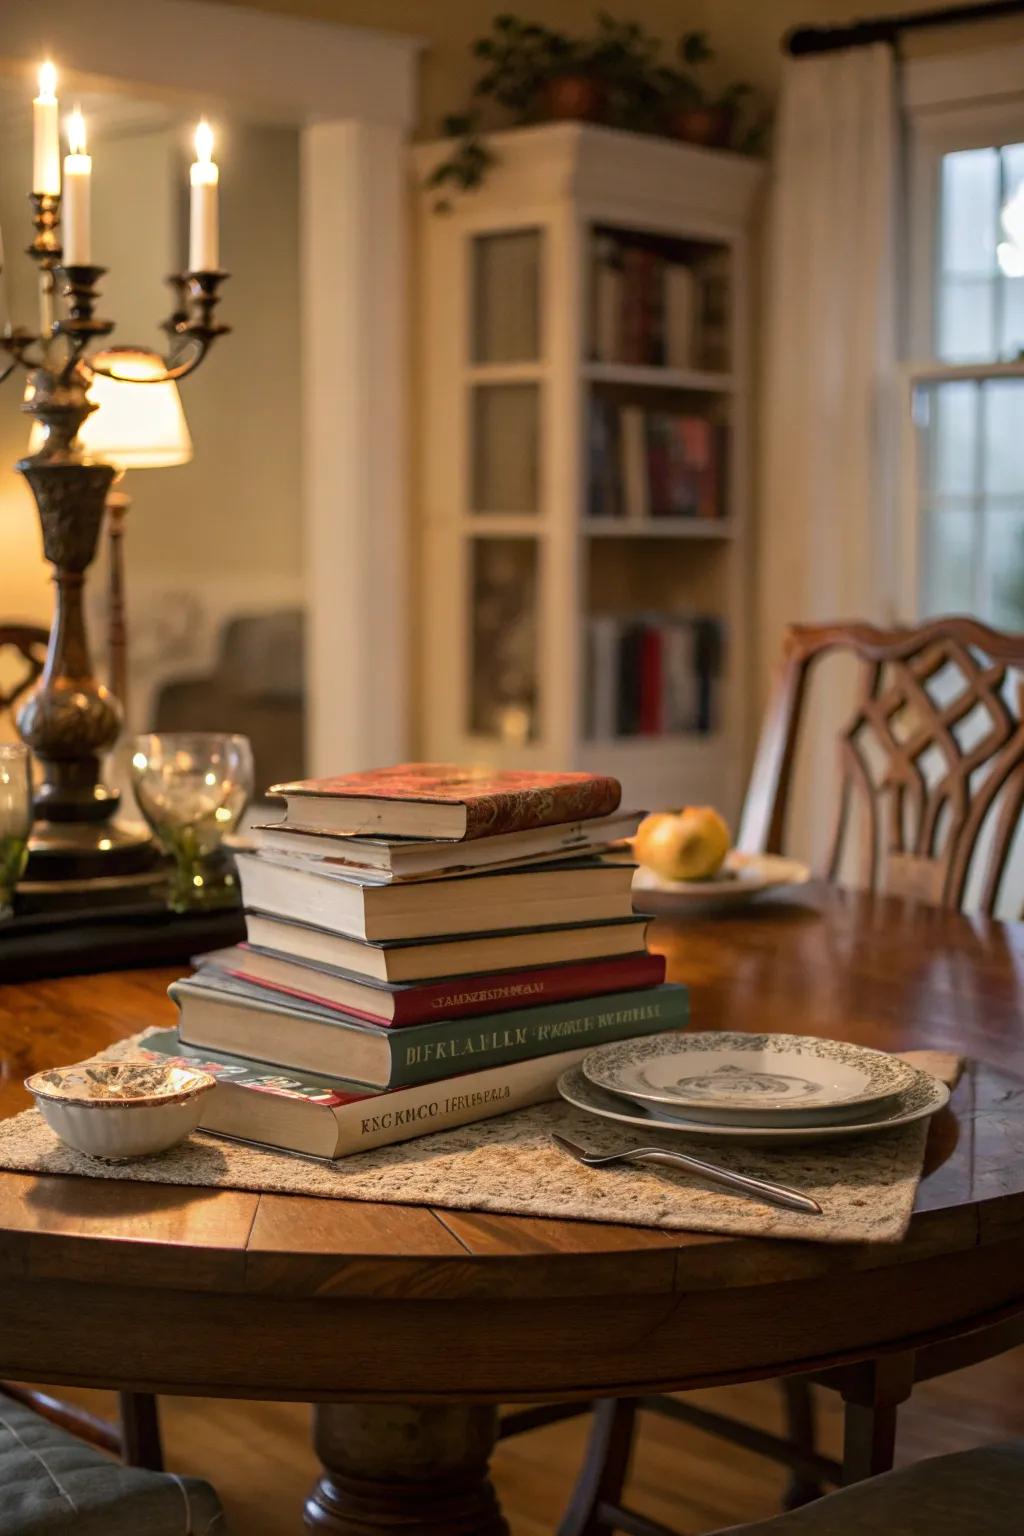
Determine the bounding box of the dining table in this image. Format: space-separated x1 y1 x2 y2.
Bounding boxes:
2 882 1024 1535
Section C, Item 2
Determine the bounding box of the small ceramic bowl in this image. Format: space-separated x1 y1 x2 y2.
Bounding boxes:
25 1060 216 1162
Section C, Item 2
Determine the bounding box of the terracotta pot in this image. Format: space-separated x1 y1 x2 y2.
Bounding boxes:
539 72 606 123
668 103 734 149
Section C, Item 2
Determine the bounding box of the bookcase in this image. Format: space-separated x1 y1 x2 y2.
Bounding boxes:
414 123 763 816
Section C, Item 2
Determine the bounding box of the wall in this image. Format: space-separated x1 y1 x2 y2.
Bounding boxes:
204 0 1024 140
0 96 302 732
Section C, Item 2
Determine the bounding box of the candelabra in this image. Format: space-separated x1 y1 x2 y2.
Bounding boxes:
0 193 229 897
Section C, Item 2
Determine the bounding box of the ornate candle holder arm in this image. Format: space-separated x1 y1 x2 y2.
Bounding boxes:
86 270 232 385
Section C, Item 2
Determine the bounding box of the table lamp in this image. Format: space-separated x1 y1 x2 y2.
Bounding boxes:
29 346 193 720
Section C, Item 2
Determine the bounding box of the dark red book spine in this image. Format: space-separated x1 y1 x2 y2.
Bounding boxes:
221 951 666 1028
639 628 663 735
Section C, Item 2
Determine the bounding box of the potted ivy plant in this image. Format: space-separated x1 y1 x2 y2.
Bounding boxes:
424 11 764 210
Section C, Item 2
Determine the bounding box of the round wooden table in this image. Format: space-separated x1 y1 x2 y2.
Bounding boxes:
2 884 1024 1534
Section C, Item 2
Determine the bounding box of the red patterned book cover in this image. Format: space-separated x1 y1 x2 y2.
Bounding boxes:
269 765 622 841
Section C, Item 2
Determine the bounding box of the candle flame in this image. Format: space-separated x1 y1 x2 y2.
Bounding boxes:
67 106 87 156
194 119 214 164
38 61 57 101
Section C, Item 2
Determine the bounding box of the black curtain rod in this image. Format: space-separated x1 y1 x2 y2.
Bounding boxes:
786 0 1024 56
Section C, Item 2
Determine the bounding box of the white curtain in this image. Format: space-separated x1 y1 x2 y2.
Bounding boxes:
756 43 900 866
760 43 899 652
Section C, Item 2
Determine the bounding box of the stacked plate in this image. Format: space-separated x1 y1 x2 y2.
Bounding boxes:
558 1032 951 1145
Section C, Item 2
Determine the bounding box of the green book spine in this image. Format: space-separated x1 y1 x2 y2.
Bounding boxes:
385 983 688 1088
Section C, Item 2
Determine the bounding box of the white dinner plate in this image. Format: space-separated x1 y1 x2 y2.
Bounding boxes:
581 1032 919 1121
632 851 810 916
557 1064 950 1146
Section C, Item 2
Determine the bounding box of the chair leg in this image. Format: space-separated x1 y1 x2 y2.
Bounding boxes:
558 1398 638 1536
779 1377 824 1509
118 1392 164 1471
835 1353 915 1486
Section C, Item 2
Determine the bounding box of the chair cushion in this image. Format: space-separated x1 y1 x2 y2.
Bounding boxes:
713 1442 1024 1535
0 1393 225 1534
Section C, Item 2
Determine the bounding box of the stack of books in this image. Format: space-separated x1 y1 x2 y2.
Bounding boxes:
143 766 689 1159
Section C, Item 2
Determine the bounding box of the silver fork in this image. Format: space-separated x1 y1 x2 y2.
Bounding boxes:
550 1131 822 1215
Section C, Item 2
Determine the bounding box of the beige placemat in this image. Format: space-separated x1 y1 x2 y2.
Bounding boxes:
0 1041 961 1245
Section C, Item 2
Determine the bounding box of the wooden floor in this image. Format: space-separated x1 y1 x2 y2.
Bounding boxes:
37 1350 1024 1533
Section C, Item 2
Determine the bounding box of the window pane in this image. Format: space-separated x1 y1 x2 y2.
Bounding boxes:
983 379 1024 495
923 380 977 499
941 149 998 276
938 276 996 362
985 510 1024 628
472 230 542 364
922 508 977 615
999 267 1024 359
468 538 539 741
471 384 540 513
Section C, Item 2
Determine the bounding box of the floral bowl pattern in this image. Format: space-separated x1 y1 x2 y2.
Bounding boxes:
25 1060 216 1162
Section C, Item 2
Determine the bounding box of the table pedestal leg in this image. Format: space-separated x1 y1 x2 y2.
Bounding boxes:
305 1404 509 1536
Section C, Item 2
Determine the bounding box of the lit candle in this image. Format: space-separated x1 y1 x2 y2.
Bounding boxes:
33 62 61 196
62 107 91 266
189 120 219 272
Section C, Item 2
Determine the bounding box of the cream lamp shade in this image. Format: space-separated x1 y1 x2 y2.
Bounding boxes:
27 347 193 469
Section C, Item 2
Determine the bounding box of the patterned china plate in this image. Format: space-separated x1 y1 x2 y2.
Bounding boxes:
557 1064 950 1145
632 852 809 916
581 1032 919 1119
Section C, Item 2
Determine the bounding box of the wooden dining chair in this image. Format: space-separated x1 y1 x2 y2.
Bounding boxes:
552 617 1024 1536
738 617 1024 913
0 624 48 721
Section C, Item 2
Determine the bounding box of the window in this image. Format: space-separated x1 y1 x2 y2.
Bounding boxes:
908 107 1024 627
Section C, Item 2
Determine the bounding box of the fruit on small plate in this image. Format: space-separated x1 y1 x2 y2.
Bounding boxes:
633 807 731 882
632 850 810 915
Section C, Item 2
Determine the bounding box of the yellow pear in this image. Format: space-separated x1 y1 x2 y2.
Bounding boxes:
634 806 731 882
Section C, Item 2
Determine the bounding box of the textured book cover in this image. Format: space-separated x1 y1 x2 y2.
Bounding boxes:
269 764 621 840
172 977 689 1090
214 949 666 1028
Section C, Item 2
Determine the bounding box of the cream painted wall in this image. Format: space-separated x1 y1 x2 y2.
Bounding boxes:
203 0 1024 137
0 108 301 631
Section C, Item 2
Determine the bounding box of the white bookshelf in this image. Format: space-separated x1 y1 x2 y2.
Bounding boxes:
414 123 763 817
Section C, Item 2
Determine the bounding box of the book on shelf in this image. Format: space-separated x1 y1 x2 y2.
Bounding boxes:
171 975 685 1091
589 232 721 371
243 911 651 984
267 764 621 841
588 400 724 522
138 1029 610 1160
234 852 636 942
198 944 665 1028
252 809 643 882
588 615 725 739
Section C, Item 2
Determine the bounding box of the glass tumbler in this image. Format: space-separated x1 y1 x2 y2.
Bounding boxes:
131 732 253 913
0 744 33 921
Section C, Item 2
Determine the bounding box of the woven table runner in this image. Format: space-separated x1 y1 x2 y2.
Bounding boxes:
0 1040 961 1245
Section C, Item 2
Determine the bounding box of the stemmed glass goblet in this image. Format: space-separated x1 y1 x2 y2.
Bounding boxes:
131 732 253 913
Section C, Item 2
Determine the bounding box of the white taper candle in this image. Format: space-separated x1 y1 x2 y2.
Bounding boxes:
33 62 61 196
62 107 91 265
189 120 219 272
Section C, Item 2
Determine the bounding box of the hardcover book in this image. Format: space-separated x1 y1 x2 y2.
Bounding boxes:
242 912 651 984
234 852 635 943
199 944 666 1027
252 809 642 881
267 764 621 841
170 976 687 1090
138 1029 601 1159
